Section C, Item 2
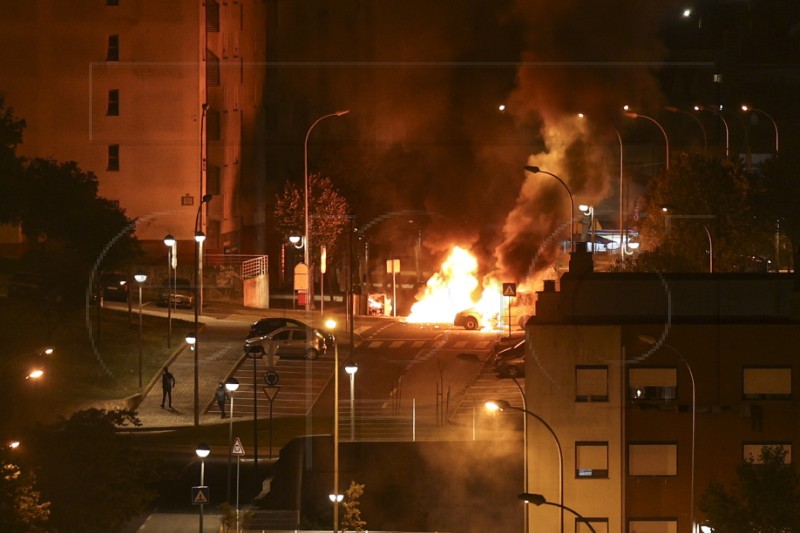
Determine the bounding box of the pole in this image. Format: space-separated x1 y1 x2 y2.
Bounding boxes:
167 246 172 348
268 396 275 460
193 238 200 427
199 458 205 533
511 378 529 533
333 334 340 533
236 455 241 532
227 394 234 502
137 283 143 390
392 261 397 317
253 354 258 489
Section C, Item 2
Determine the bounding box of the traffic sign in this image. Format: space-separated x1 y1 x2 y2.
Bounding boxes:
231 437 246 456
191 486 209 505
264 370 279 387
263 386 280 402
502 282 517 297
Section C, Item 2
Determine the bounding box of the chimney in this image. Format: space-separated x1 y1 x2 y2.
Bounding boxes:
568 242 594 276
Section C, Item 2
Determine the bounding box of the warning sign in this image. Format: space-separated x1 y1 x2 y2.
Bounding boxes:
192 486 209 505
231 437 246 457
502 282 517 297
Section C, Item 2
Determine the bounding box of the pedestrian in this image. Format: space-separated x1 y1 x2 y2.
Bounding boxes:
161 366 176 409
215 382 230 418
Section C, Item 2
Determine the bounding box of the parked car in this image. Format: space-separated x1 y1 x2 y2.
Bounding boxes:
496 353 525 378
490 332 525 358
157 277 193 309
454 308 482 330
491 339 526 366
244 326 327 360
247 317 333 348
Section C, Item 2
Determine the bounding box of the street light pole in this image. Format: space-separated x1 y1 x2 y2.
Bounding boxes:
523 166 575 253
134 273 147 390
304 110 350 311
225 377 240 503
195 443 210 533
345 360 358 442
487 399 563 533
640 335 696 533
325 319 340 533
741 105 779 154
518 493 597 533
193 194 212 427
624 106 670 170
695 105 730 158
163 234 175 348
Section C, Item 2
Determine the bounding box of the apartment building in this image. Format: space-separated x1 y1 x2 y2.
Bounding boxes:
524 245 800 532
0 0 267 257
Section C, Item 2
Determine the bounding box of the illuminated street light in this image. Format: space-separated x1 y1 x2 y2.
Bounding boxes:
289 235 304 249
195 443 210 533
325 319 341 533
518 493 597 533
134 272 147 390
523 166 575 253
624 105 670 170
163 234 176 348
741 105 779 154
666 106 708 151
26 369 44 380
486 399 564 533
639 335 696 533
694 105 730 158
225 377 240 503
304 110 350 311
192 195 211 427
344 360 358 442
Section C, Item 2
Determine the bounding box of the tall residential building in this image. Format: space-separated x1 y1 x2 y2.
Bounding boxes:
522 245 800 532
0 0 267 257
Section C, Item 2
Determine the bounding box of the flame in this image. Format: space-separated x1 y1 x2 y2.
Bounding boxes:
407 246 507 327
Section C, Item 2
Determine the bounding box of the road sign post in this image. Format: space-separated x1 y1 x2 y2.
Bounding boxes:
502 283 517 337
386 259 400 317
263 374 280 460
231 436 246 531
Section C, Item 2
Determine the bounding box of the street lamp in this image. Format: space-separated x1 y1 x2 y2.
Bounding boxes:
741 105 779 154
624 105 670 170
195 442 210 533
666 106 708 151
486 399 564 533
225 377 240 503
518 493 597 533
163 234 176 348
579 204 595 253
522 166 575 253
344 360 358 442
660 206 714 273
325 318 340 533
134 272 147 389
304 110 350 311
694 105 730 158
192 194 212 427
640 335 696 533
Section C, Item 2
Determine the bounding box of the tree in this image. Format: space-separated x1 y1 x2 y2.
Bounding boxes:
0 460 50 533
626 152 773 272
273 173 351 263
341 480 367 532
752 151 800 271
700 445 800 532
21 409 160 533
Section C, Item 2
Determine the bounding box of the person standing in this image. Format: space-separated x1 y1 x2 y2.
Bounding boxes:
161 367 176 408
215 382 230 418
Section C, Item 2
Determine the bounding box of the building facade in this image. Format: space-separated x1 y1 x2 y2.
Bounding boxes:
524 245 800 532
0 0 267 258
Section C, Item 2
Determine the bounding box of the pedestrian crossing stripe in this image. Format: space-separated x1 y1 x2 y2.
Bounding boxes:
231 437 246 456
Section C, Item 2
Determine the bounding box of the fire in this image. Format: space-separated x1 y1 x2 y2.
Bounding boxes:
406 246 505 327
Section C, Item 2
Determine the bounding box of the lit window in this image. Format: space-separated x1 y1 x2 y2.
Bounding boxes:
107 34 119 61
629 367 677 401
576 366 608 402
743 443 792 464
628 443 677 476
743 367 791 400
629 519 678 533
107 145 119 171
107 89 119 116
576 442 608 478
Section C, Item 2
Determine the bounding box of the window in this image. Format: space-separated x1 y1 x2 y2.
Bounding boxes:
107 89 119 116
629 519 678 533
629 367 677 401
577 518 608 533
206 50 220 86
576 442 608 478
743 443 792 464
206 165 221 195
206 108 221 141
576 366 608 402
106 0 119 5
107 145 119 171
206 0 220 32
628 443 677 476
743 367 791 400
107 34 119 61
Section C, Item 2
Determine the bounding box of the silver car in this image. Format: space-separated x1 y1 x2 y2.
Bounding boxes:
244 326 327 360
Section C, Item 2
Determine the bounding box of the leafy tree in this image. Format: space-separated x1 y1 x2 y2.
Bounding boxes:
699 445 800 532
627 152 773 272
21 409 160 533
273 173 351 263
341 480 367 532
0 460 50 533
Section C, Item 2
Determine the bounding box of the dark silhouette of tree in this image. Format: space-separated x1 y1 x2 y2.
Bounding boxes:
0 459 50 533
21 409 160 533
700 445 800 532
752 151 800 272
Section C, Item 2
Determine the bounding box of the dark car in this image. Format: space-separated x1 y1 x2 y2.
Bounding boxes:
496 353 525 378
247 317 333 348
157 277 193 309
244 326 327 360
99 273 129 302
490 332 525 358
491 339 526 366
